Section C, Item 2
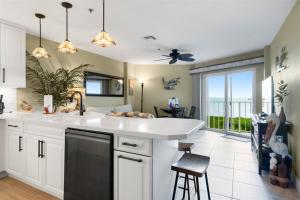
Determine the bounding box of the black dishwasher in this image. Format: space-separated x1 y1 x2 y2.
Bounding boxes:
64 128 113 200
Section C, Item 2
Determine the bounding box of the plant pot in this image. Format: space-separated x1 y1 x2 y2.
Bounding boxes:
279 107 286 123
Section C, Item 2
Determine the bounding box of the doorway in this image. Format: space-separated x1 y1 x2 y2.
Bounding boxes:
203 69 255 136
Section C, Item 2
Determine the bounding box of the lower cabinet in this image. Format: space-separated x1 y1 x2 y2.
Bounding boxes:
114 151 152 200
43 138 64 196
7 131 25 177
7 129 64 199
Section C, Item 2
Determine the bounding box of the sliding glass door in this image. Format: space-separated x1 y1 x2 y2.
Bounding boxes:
203 69 255 136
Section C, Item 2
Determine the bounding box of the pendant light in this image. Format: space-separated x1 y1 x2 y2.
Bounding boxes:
32 13 50 58
91 0 116 47
58 2 77 54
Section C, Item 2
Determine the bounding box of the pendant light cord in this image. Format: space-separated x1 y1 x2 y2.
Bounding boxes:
66 7 69 41
39 18 42 47
102 0 105 31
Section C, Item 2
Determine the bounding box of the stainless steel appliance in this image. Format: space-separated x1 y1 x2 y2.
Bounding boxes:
64 128 113 200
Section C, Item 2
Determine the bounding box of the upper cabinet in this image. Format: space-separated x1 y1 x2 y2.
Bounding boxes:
0 21 26 88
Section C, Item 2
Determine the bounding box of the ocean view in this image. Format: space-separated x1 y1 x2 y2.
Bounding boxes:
207 97 253 118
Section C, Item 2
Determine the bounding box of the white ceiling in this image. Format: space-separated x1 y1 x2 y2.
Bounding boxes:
0 0 296 64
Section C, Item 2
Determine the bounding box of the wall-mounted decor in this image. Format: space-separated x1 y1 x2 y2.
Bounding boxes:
128 79 135 96
275 80 289 122
276 47 288 72
84 72 124 97
162 77 180 90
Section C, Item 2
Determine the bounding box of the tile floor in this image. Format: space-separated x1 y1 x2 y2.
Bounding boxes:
175 130 300 200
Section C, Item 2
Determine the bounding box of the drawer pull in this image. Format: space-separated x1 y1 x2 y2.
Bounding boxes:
8 124 18 128
18 136 23 152
122 142 138 147
118 155 142 163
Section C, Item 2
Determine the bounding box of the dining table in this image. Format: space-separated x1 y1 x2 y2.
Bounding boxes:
160 107 185 118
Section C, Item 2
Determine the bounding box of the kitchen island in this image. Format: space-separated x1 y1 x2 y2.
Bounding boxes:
0 112 205 200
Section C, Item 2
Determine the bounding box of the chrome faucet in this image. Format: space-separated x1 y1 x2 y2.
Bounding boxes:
70 91 84 116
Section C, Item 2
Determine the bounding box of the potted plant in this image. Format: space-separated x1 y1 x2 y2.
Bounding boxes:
275 80 289 122
26 51 90 112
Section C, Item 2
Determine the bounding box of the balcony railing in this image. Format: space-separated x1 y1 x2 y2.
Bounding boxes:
206 101 253 133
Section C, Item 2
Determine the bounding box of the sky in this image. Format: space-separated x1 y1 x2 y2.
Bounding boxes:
207 70 253 99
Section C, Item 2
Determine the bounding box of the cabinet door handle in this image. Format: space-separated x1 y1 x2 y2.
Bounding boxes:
121 142 138 147
38 140 41 157
18 136 23 152
2 68 5 83
40 141 45 158
118 155 142 163
8 124 18 128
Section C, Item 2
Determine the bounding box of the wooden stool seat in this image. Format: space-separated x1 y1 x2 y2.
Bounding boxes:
171 153 211 200
172 153 210 177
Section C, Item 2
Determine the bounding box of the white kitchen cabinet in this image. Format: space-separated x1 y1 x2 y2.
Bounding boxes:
114 151 152 200
7 130 25 177
25 134 43 187
0 22 26 88
43 137 64 196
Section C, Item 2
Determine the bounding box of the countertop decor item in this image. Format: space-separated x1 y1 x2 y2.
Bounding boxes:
32 13 50 58
26 51 90 111
91 0 116 47
275 80 288 122
58 2 78 54
276 47 288 72
21 100 33 112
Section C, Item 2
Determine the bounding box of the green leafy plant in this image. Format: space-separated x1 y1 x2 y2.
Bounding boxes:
26 51 90 111
275 80 288 107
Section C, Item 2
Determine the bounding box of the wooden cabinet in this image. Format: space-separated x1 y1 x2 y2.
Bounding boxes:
0 22 26 88
114 151 152 200
7 130 25 177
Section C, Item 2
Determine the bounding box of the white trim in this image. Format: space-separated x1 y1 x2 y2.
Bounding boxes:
190 57 264 74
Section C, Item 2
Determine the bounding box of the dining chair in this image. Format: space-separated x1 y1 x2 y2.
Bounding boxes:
153 106 168 118
184 106 197 119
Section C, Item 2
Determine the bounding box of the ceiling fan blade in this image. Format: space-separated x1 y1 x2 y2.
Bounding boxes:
178 53 193 58
169 59 177 64
178 57 195 62
154 58 171 61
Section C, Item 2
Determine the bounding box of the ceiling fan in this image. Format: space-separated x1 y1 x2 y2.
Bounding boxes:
155 49 195 64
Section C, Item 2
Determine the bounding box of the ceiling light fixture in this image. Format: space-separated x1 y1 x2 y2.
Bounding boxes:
32 13 50 58
91 0 116 47
58 2 77 54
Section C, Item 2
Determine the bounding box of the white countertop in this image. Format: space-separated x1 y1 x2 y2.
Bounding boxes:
0 112 205 140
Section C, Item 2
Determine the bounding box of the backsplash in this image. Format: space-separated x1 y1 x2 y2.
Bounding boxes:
0 87 17 113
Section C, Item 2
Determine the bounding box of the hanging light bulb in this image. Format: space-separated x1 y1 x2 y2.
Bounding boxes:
91 0 116 47
58 2 77 54
32 13 50 58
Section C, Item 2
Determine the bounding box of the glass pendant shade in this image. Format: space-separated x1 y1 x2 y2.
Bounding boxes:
91 31 116 47
91 0 116 47
32 13 50 58
59 2 77 54
58 40 77 54
32 47 50 58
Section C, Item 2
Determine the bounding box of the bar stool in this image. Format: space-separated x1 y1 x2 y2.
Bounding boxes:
171 153 211 200
178 142 197 197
